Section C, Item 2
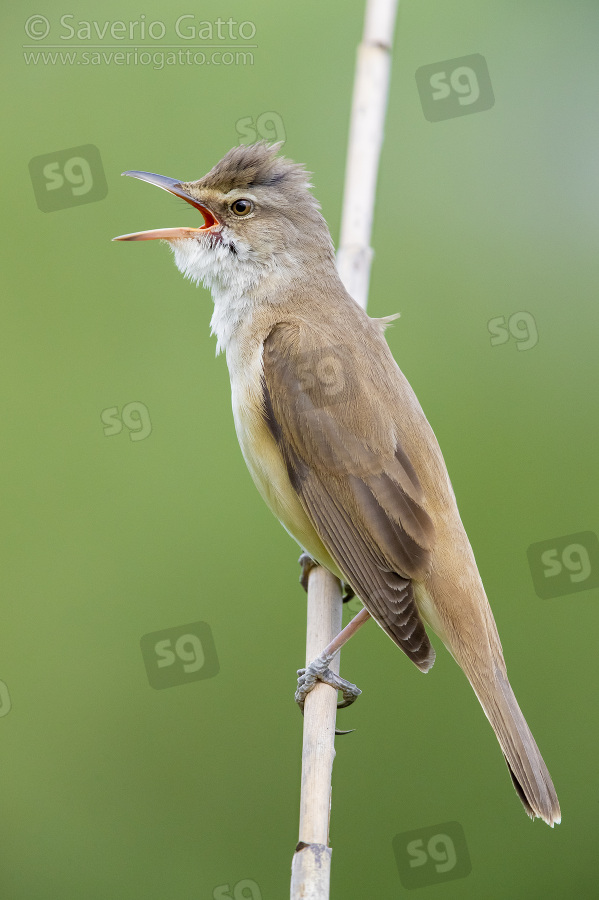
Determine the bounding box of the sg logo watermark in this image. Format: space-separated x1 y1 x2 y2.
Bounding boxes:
488 311 538 351
296 346 358 410
527 531 599 599
140 621 219 689
236 111 285 145
101 402 152 442
213 879 262 899
416 54 494 122
0 681 12 718
393 821 471 889
29 144 107 212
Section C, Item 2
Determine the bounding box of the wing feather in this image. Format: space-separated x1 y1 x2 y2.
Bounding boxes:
262 323 436 671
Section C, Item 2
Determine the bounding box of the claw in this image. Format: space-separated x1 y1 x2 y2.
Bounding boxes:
295 652 362 723
337 682 361 708
298 553 318 593
341 583 355 603
297 702 355 735
299 553 354 602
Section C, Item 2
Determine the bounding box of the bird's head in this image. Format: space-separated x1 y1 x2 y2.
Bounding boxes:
113 142 335 295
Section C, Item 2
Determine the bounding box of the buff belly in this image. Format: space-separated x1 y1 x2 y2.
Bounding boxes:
231 375 342 579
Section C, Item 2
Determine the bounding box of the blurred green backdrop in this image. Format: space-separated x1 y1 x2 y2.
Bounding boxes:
1 0 598 897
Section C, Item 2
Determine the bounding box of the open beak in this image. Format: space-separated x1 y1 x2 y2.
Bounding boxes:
112 171 218 242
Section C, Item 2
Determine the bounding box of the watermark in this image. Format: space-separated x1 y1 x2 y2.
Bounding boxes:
299 346 359 409
140 621 219 689
24 15 257 41
488 311 538 351
213 879 262 899
236 111 286 145
101 402 152 442
0 681 12 718
266 345 360 411
24 48 254 69
29 144 107 212
23 15 256 68
392 821 471 889
416 54 494 122
527 531 599 599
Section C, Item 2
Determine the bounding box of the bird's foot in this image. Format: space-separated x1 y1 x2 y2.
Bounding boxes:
296 554 363 733
341 584 355 603
298 553 318 593
295 652 362 713
298 553 354 603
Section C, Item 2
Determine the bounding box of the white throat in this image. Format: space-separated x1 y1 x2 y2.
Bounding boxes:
168 232 299 356
169 233 263 355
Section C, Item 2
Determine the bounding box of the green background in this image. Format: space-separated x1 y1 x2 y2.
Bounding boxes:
2 0 597 896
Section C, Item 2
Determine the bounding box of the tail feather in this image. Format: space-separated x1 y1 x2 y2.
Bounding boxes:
415 566 560 825
470 663 561 826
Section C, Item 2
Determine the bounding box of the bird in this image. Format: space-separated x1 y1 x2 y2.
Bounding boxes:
113 141 560 826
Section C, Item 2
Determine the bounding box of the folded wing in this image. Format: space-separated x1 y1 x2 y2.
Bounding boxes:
261 322 436 672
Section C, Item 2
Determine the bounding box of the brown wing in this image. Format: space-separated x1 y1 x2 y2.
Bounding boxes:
262 322 436 672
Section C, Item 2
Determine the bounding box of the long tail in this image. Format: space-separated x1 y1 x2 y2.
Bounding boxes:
467 661 561 826
416 572 561 826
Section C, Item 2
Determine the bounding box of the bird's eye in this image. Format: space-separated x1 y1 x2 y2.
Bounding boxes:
230 198 253 217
